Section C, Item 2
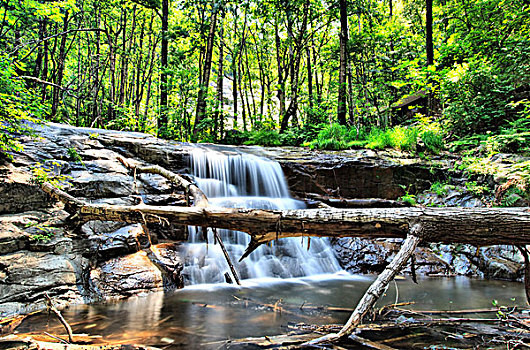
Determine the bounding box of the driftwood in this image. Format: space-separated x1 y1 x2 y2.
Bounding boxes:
305 233 422 345
305 193 409 208
45 293 73 343
0 336 162 350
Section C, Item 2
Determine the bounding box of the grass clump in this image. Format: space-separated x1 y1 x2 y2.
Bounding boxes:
366 126 419 151
244 130 282 147
307 123 359 150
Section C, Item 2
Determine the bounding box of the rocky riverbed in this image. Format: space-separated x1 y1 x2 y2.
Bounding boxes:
0 122 526 317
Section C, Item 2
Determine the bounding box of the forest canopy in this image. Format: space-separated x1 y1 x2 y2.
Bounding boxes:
0 0 529 154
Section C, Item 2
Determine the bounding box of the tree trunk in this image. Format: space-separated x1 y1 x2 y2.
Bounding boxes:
426 0 434 66
158 0 169 137
275 21 286 118
306 45 314 121
92 5 101 126
337 0 348 126
194 3 219 137
280 0 310 133
118 7 128 108
213 8 224 140
38 185 530 252
51 11 69 118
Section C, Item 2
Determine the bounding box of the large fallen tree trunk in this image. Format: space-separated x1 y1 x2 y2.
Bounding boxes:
41 183 530 259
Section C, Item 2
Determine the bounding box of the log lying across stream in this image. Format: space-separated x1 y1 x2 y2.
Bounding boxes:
42 182 530 257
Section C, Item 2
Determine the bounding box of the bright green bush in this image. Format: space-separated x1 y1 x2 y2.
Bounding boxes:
421 130 444 153
244 130 282 147
0 56 44 160
366 128 392 149
307 123 353 150
388 126 419 151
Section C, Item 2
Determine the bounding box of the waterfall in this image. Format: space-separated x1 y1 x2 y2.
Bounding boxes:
180 146 341 285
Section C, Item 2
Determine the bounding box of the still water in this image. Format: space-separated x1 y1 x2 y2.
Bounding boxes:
18 274 524 348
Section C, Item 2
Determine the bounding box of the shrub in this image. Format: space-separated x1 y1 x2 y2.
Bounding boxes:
244 130 282 147
0 55 44 160
366 128 392 149
421 130 444 153
307 123 353 150
219 129 250 145
388 126 419 151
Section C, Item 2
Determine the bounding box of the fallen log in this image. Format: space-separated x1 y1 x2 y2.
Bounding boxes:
305 193 409 208
41 182 530 257
304 233 421 345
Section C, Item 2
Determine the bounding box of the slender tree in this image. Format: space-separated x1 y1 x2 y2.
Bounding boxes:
426 0 434 66
158 0 169 137
337 0 349 125
194 1 219 137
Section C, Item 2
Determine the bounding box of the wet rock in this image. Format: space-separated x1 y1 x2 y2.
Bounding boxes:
0 165 51 214
332 237 452 276
85 223 152 262
89 244 183 298
0 250 87 317
417 188 489 208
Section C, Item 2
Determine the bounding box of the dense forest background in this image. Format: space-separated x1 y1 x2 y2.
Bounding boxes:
0 0 529 154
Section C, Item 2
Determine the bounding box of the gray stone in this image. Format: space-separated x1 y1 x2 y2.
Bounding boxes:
89 243 184 298
0 222 29 254
0 251 85 316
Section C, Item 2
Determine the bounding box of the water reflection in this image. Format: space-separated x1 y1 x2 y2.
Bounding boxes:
18 275 525 348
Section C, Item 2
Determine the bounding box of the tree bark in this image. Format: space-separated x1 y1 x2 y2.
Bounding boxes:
194 3 219 137
38 185 530 252
337 0 349 126
426 0 434 66
280 0 310 133
158 0 169 137
51 11 69 118
213 8 224 140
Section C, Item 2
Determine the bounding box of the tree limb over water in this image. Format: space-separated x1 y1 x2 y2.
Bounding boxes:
40 182 530 258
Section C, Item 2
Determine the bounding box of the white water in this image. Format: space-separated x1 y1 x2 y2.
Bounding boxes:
180 146 341 285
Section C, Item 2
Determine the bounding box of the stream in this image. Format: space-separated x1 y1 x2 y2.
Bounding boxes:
17 275 524 348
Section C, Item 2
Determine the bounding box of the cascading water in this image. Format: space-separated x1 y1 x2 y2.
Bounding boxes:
180 146 341 285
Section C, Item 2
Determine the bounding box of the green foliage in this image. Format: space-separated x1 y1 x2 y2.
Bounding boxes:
307 123 353 150
500 187 526 207
430 181 454 196
2 0 528 157
219 129 250 146
67 147 83 163
0 55 44 160
25 222 55 242
366 128 392 149
398 193 417 206
244 130 282 147
465 181 490 197
193 118 216 143
366 126 419 151
31 162 71 189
